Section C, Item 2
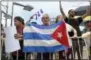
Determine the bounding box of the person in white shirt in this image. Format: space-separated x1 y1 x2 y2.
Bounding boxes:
82 21 91 59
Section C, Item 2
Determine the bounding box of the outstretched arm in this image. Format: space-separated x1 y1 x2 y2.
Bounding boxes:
82 2 91 19
59 1 66 19
82 7 90 19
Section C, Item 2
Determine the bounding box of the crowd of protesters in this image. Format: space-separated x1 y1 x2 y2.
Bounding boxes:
1 1 91 60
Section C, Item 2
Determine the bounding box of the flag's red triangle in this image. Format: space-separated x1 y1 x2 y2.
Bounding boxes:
52 22 70 47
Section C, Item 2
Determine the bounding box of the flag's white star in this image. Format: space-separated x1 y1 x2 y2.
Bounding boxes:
57 32 62 39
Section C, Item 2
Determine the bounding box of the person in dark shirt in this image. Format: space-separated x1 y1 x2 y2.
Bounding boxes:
59 1 90 60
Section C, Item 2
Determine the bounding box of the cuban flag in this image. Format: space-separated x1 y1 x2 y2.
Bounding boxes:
23 21 71 52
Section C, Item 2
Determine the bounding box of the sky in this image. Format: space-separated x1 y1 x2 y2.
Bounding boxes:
1 1 90 26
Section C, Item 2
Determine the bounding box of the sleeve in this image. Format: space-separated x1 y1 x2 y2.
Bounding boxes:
77 17 83 25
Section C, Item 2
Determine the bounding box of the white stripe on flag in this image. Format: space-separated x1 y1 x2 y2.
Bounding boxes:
24 39 62 46
24 26 58 34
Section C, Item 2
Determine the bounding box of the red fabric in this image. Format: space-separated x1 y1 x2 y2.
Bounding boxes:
52 22 70 47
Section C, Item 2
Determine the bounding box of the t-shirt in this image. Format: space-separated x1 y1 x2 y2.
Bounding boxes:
65 17 83 36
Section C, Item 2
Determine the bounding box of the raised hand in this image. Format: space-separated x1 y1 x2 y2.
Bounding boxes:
59 1 66 19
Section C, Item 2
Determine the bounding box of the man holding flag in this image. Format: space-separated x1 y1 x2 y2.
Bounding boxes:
23 14 71 60
36 14 53 60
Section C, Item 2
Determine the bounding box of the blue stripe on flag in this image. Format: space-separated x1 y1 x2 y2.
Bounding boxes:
23 45 68 52
23 32 52 40
27 21 64 29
